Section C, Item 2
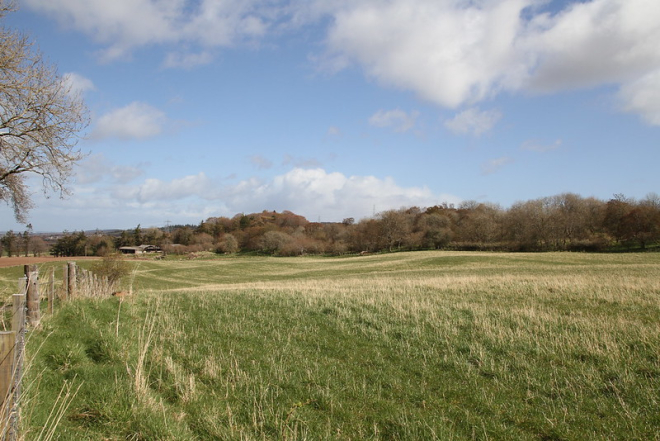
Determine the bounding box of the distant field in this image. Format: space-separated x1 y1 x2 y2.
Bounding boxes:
6 251 660 440
0 255 99 269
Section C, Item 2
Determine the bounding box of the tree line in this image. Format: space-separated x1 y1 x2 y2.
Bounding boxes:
5 192 656 258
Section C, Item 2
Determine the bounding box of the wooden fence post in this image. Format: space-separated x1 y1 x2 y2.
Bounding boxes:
0 332 16 412
67 262 76 299
16 278 26 296
78 269 84 297
11 295 25 341
24 267 40 328
62 264 68 301
9 294 26 441
22 265 35 278
48 267 55 315
84 269 91 297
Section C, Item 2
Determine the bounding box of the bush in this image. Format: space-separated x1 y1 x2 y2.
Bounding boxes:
91 253 131 287
216 233 239 254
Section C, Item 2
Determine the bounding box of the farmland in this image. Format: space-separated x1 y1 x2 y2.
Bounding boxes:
3 251 660 440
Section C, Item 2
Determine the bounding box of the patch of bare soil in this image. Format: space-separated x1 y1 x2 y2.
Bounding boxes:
0 256 100 268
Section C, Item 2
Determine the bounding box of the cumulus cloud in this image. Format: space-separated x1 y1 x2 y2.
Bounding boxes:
525 0 660 93
111 165 147 184
222 168 460 221
62 72 95 95
481 157 514 175
26 0 660 124
369 109 419 132
75 154 108 184
444 107 502 136
102 168 460 222
91 102 167 140
324 0 532 108
112 172 216 203
323 0 660 124
76 154 145 184
24 0 271 62
618 71 660 126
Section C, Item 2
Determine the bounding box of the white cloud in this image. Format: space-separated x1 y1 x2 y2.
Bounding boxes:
24 0 272 62
444 107 502 136
250 155 274 170
101 167 460 222
324 0 533 108
92 102 167 140
4 166 462 230
369 109 419 132
163 51 215 69
618 70 660 126
112 172 216 203
322 0 660 123
111 165 146 184
525 0 660 93
326 126 342 137
75 154 111 184
62 72 95 95
481 157 514 175
222 168 460 221
521 138 562 152
26 0 660 124
76 153 145 184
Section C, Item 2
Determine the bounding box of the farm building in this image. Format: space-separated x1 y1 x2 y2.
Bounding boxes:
119 245 162 254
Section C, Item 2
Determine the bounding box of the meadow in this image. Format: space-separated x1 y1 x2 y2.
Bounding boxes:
2 251 659 440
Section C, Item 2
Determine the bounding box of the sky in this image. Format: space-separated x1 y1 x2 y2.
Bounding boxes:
2 0 659 232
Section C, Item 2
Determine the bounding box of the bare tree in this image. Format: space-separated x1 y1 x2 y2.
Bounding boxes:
454 202 503 247
0 1 88 222
418 212 453 249
378 209 413 251
30 235 48 256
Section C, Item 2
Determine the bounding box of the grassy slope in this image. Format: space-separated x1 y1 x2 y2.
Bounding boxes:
6 251 660 440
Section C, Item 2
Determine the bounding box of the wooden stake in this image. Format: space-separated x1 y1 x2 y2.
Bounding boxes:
0 332 16 407
25 270 40 328
67 262 76 299
11 295 24 336
9 294 25 440
16 277 26 296
62 264 68 301
48 267 55 315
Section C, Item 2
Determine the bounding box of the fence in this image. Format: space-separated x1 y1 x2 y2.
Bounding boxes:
0 262 118 440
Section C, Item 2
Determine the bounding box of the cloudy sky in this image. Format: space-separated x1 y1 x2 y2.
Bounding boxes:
2 0 659 232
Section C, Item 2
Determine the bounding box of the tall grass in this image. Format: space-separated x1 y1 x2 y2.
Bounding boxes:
9 252 660 439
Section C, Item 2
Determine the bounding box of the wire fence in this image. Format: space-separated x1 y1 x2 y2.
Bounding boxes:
0 262 118 440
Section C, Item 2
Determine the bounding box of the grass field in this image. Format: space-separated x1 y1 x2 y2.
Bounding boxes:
3 251 660 440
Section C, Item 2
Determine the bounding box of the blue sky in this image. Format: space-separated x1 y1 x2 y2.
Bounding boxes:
2 0 659 232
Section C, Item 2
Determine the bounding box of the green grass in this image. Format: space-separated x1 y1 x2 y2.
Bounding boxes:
4 251 660 440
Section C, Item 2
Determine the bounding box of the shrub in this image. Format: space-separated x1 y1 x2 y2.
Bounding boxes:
91 253 131 287
216 233 239 254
